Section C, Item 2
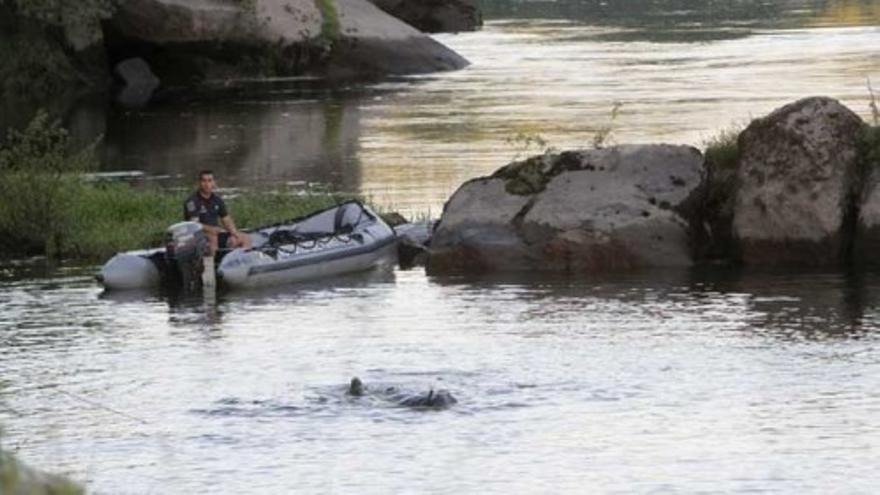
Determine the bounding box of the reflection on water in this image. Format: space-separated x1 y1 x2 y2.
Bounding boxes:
1 264 879 493
482 0 880 30
53 0 878 216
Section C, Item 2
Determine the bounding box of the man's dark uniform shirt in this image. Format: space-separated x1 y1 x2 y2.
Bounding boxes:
184 192 228 226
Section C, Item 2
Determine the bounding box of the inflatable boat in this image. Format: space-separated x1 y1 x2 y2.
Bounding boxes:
98 201 397 291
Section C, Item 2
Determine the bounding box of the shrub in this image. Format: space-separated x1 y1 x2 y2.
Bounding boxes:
0 111 352 261
0 110 98 257
10 0 115 31
703 125 742 173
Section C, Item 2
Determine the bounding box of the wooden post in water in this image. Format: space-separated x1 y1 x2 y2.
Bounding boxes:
202 256 216 289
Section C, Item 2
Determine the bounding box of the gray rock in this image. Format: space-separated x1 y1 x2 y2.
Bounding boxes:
369 0 482 33
733 97 865 265
347 377 457 410
428 145 704 274
394 221 435 269
114 58 160 107
396 389 457 409
106 0 469 83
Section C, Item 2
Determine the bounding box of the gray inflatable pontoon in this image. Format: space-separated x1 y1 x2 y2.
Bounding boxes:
98 201 397 291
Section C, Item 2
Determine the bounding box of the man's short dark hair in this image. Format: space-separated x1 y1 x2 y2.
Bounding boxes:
198 169 214 180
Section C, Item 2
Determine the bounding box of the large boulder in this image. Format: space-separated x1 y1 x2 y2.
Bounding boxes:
428 145 704 274
113 57 160 107
105 0 469 84
732 97 865 265
328 0 469 76
369 0 482 33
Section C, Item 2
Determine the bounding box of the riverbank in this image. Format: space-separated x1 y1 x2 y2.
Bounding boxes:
0 112 355 261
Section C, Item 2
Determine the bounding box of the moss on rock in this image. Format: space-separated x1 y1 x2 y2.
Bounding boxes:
315 0 341 48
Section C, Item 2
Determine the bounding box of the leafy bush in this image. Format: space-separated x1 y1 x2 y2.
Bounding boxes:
1 0 115 99
0 111 351 260
11 0 115 31
0 110 98 256
0 32 79 98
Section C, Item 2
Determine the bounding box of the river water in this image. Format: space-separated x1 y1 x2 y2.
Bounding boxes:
1 264 879 493
3 1 880 493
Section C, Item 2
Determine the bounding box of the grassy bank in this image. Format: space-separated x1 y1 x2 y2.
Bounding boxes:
0 111 354 261
64 184 348 261
0 176 350 262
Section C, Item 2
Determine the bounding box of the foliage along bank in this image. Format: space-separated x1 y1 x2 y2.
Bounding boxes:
0 111 351 261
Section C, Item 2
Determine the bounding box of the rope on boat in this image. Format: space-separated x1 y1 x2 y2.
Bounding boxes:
258 203 367 258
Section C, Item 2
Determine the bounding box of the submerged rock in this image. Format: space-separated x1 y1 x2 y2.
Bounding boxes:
732 97 865 266
105 0 469 85
396 389 457 409
428 145 704 274
369 0 482 33
347 377 457 409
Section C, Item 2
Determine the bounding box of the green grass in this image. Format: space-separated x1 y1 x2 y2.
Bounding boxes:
314 0 341 48
0 110 357 261
37 182 351 261
703 125 742 173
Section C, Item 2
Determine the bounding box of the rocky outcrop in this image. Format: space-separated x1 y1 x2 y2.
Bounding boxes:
369 0 482 33
732 97 865 265
104 0 469 86
428 145 704 274
423 97 878 275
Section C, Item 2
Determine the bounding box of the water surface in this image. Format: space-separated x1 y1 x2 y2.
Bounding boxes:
1 264 879 493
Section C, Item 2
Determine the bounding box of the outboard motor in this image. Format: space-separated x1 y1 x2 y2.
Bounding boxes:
164 222 209 291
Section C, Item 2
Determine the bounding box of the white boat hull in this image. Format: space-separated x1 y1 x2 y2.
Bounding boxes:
97 201 397 291
218 238 397 289
98 249 162 290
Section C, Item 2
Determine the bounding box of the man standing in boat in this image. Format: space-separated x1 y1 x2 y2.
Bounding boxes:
184 170 252 255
